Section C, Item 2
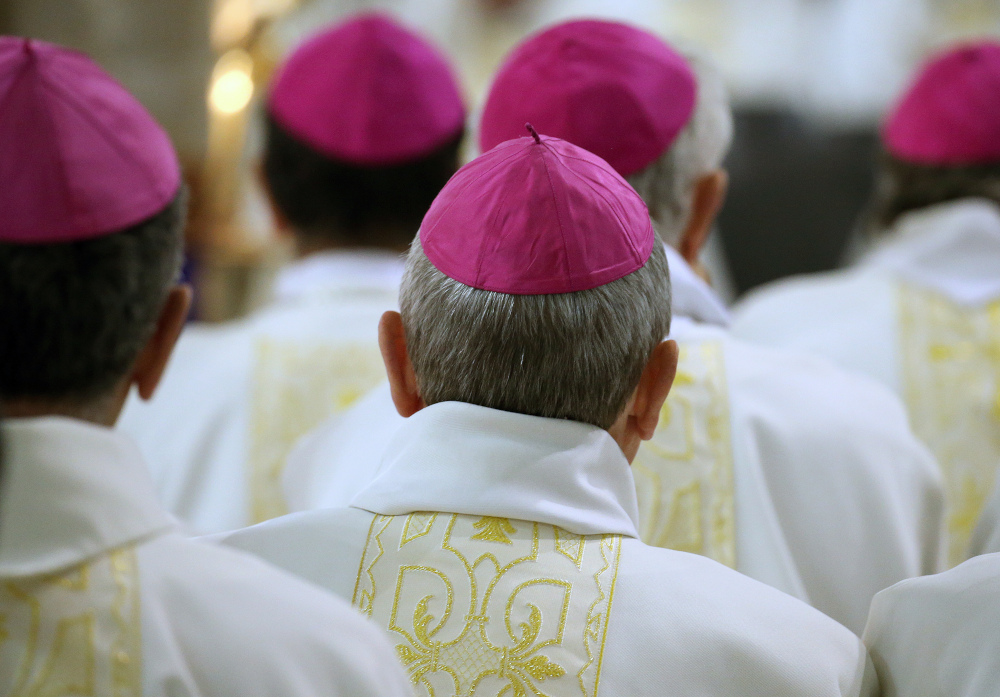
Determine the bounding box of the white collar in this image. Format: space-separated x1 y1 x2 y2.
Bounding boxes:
350 402 641 538
863 198 1000 306
664 244 731 327
0 417 174 577
273 249 405 303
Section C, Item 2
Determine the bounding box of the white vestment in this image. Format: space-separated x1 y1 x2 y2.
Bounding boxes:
969 481 1000 556
0 417 412 697
221 401 877 697
282 245 944 635
118 250 401 533
733 198 1000 565
862 551 1000 697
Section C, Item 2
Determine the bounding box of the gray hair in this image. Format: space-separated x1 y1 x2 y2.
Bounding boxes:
399 238 671 430
626 51 733 244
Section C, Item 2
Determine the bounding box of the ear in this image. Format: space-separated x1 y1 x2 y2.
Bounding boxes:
378 311 425 417
631 340 679 440
678 169 728 266
256 162 291 236
132 284 193 401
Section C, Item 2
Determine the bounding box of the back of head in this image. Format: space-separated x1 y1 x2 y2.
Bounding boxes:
0 37 185 406
479 19 732 244
871 41 1000 229
401 130 670 430
264 13 466 249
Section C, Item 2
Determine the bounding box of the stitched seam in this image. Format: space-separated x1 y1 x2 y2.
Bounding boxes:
35 71 77 229
556 152 648 261
475 171 515 286
540 142 573 283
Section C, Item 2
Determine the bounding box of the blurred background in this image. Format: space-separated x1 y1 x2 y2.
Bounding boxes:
4 0 999 319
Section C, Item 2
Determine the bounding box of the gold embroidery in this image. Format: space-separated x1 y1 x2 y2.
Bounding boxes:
353 512 622 696
402 513 439 547
28 613 96 696
248 339 387 523
471 518 517 545
0 546 142 697
899 284 1000 565
632 341 736 568
553 530 585 569
109 549 141 697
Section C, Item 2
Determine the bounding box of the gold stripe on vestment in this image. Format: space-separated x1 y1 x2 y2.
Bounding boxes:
898 283 1000 566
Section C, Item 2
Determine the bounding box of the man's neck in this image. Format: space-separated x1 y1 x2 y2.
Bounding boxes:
1 387 127 428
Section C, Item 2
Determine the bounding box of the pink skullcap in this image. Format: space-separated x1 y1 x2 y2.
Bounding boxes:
420 126 655 295
0 37 180 244
268 12 466 166
479 19 696 177
884 41 1000 166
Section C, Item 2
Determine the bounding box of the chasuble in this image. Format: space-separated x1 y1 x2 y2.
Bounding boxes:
734 198 1000 565
863 551 1000 697
0 417 411 697
221 401 877 697
118 250 401 533
283 246 943 634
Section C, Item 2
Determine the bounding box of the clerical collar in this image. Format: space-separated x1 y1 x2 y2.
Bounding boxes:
349 401 641 538
863 198 1000 306
272 249 405 304
664 244 731 327
0 417 174 577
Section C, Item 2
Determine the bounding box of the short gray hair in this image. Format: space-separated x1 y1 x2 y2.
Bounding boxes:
399 237 671 430
626 51 733 244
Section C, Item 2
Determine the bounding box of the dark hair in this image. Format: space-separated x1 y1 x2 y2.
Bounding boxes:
866 151 1000 231
0 191 186 401
263 112 463 249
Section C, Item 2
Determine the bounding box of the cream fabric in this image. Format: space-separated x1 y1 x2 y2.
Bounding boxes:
0 417 412 697
222 401 877 697
733 198 1000 564
863 552 1000 697
283 248 944 635
118 250 401 533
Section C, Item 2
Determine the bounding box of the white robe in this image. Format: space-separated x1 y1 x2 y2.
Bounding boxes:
220 401 877 697
0 417 412 697
118 250 401 533
969 481 1000 556
732 198 1000 565
862 551 1000 697
282 245 944 635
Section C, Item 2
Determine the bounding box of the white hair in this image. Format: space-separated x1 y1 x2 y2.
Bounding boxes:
626 50 734 244
399 238 671 430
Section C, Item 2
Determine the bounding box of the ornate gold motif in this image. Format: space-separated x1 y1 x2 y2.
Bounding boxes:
471 518 517 545
353 513 622 697
631 341 736 568
249 339 387 523
0 546 142 697
898 283 1000 565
